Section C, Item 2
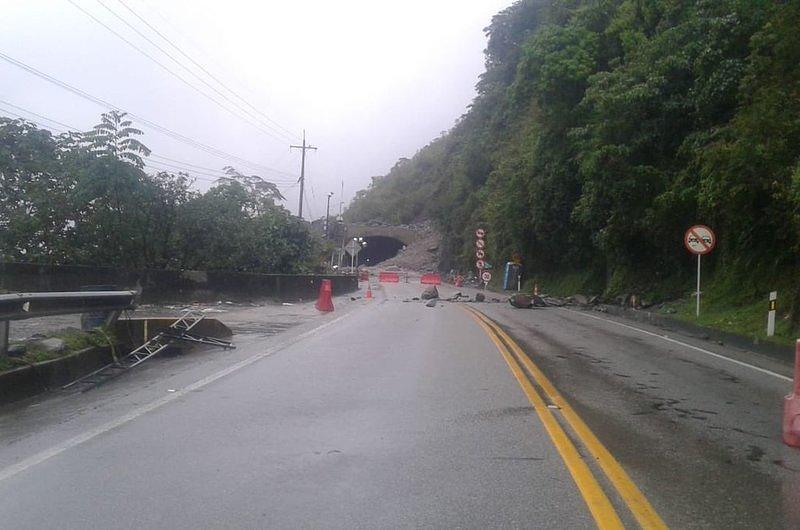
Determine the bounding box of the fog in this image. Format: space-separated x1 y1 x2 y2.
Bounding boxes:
0 0 511 219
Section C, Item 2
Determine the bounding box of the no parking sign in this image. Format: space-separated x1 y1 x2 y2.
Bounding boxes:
684 225 716 317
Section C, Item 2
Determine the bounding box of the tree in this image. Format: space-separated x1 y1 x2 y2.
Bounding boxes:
84 110 151 168
216 166 285 216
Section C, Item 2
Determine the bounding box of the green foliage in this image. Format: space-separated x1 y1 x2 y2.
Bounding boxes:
0 328 117 373
84 110 151 168
346 0 800 327
0 113 318 273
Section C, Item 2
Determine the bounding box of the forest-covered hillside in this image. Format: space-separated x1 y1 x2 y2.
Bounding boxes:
347 0 800 323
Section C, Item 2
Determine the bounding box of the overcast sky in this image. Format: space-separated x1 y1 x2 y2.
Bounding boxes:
0 0 512 219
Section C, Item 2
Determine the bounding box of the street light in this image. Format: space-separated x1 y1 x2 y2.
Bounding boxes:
325 192 334 239
350 237 367 273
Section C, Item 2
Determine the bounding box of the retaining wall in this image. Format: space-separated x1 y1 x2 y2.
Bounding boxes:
0 262 358 303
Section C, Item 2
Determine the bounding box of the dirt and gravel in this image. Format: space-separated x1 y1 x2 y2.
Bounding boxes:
377 231 441 272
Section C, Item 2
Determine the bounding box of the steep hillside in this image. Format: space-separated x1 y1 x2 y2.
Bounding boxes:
346 0 800 328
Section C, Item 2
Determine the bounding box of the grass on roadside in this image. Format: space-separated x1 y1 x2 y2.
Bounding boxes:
0 328 116 373
659 293 796 347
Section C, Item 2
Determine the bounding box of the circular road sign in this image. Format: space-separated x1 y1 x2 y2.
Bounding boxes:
684 225 716 255
475 239 486 249
481 271 492 282
475 228 486 238
476 259 485 269
475 249 485 259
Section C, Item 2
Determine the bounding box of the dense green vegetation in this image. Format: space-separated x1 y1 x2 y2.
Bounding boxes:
0 111 318 273
347 0 800 326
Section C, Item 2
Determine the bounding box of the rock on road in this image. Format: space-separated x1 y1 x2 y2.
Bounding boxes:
0 280 799 528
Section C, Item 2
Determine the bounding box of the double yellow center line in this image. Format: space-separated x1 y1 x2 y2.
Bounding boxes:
463 306 667 530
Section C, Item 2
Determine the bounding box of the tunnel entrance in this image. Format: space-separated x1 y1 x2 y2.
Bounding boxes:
358 236 405 266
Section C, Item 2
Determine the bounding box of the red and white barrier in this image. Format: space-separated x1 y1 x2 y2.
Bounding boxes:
783 340 800 447
420 273 441 285
378 271 400 283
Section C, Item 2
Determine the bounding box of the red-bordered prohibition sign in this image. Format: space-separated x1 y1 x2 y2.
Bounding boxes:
684 225 716 255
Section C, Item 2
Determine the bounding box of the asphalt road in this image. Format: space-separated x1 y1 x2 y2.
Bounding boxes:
0 281 799 528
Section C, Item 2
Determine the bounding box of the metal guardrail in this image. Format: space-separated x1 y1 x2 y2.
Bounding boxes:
0 291 137 356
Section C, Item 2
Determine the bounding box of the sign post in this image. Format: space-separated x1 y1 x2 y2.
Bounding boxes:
684 225 716 317
475 228 487 288
768 291 777 337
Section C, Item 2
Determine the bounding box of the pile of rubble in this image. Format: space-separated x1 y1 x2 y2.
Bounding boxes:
379 232 441 272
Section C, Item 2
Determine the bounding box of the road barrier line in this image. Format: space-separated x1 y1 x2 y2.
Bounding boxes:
559 308 791 382
466 306 668 530
463 307 625 530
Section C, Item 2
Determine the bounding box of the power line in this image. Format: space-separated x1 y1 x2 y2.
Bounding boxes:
148 154 296 183
0 107 69 134
93 0 296 143
0 100 295 188
0 50 296 178
64 0 291 144
115 0 300 142
303 193 315 220
0 99 78 131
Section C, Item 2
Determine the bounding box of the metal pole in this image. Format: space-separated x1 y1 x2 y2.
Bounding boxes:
325 193 332 239
290 130 317 220
339 180 344 217
0 320 8 357
696 254 701 317
298 131 306 218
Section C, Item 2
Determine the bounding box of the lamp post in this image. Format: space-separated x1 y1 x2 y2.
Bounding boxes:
325 192 334 239
350 237 366 273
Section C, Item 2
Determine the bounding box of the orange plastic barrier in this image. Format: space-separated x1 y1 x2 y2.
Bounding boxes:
359 270 369 281
783 340 800 447
420 273 441 285
314 279 334 312
378 271 400 283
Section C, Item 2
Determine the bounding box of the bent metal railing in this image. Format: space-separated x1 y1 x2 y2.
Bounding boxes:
0 291 137 356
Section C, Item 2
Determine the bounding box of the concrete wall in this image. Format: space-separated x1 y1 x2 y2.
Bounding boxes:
0 262 358 303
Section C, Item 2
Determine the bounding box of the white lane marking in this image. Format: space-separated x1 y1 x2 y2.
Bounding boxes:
559 308 792 383
0 312 353 483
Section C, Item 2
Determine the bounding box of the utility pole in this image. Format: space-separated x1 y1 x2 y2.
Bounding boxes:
338 180 344 218
325 192 334 239
290 130 317 219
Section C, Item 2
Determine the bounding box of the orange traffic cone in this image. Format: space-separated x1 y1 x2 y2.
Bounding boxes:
315 279 334 312
366 284 373 299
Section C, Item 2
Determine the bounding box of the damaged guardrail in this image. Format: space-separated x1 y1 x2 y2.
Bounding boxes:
0 291 137 356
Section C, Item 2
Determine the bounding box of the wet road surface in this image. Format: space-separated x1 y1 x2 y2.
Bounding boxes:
0 281 799 528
